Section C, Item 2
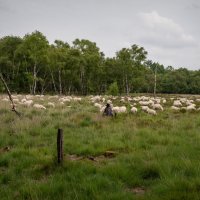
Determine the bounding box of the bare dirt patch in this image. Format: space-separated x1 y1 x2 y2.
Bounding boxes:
66 151 118 163
127 186 146 195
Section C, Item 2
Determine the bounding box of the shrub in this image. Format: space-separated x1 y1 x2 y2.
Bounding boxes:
107 82 119 96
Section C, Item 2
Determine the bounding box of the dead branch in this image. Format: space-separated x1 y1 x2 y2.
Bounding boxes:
0 73 21 116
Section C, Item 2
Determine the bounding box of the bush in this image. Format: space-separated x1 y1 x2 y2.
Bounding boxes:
107 82 119 96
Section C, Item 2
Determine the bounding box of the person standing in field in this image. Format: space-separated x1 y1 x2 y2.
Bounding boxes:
103 103 114 116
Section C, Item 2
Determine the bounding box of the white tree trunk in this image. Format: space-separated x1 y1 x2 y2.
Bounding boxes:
58 69 62 95
50 70 57 93
154 66 157 98
33 63 37 95
125 74 129 96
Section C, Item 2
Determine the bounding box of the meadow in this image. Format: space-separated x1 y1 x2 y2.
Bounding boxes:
0 94 200 200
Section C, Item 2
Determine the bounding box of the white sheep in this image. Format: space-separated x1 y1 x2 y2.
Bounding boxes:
61 98 71 103
48 95 59 99
107 100 112 104
127 97 132 102
186 104 196 111
73 97 82 101
173 100 182 107
162 99 167 104
141 106 149 112
13 98 19 103
141 96 149 101
100 106 106 113
47 102 55 108
112 106 127 113
21 98 27 103
154 98 161 104
33 104 46 110
139 101 151 106
152 104 163 111
186 101 195 106
23 100 33 107
94 103 102 109
171 106 180 111
130 107 137 113
118 106 127 113
2 98 9 102
25 95 33 100
147 108 157 115
91 95 101 102
180 107 187 111
112 106 120 113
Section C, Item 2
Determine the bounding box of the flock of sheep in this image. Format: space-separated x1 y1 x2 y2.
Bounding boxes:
92 95 200 115
0 95 81 110
0 94 200 115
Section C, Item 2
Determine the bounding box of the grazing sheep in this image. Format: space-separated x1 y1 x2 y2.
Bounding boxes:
162 99 167 104
180 98 187 103
91 95 101 102
141 106 149 112
23 100 33 107
33 104 46 110
25 95 33 100
2 98 9 102
127 97 132 102
112 106 120 113
139 101 151 106
154 98 161 104
180 107 187 111
186 104 196 111
94 103 102 109
130 107 137 113
119 99 125 103
118 106 127 113
13 98 19 103
48 95 59 99
107 99 112 104
112 106 127 113
147 108 157 115
186 100 195 106
21 98 27 103
73 97 82 101
47 102 55 108
152 104 163 111
141 96 149 101
171 106 180 111
60 98 71 103
173 100 182 107
100 106 106 113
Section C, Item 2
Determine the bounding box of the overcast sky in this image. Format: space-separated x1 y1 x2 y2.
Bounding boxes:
0 0 200 70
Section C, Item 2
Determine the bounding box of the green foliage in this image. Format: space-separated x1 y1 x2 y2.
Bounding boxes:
1 95 200 199
107 81 119 96
0 31 199 95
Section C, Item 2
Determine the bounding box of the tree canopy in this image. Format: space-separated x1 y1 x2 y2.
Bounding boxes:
0 31 199 95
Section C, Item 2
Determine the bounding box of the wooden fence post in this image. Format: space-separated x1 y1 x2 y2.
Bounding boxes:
57 128 63 164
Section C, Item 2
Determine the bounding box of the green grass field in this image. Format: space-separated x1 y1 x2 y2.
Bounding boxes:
0 95 200 200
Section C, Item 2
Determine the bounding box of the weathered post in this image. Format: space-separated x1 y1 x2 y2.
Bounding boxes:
57 128 63 164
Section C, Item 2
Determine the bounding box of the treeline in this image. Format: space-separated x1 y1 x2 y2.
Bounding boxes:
0 30 200 95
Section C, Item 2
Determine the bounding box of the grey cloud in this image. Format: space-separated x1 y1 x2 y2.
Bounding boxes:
138 11 197 48
0 0 200 69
